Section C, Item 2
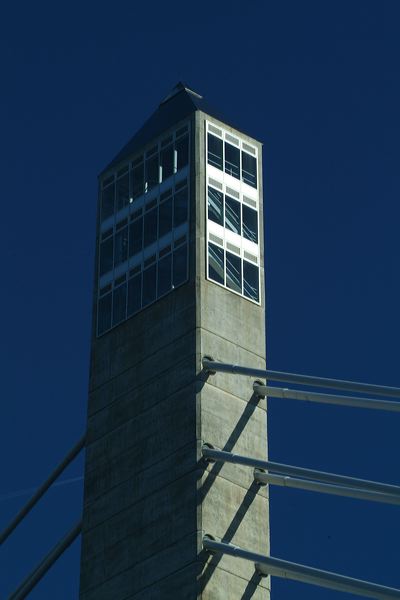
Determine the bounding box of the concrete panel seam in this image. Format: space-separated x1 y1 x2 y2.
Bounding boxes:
89 330 196 396
81 532 198 597
196 326 266 363
87 381 197 447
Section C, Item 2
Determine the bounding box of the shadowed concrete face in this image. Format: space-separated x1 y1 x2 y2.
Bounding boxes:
79 90 269 599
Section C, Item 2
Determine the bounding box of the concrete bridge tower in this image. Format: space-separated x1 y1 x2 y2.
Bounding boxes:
79 83 270 599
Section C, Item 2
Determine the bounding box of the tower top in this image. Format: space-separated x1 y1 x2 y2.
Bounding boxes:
101 82 259 175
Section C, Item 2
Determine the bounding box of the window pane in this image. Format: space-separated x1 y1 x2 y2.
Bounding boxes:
131 162 144 199
173 244 187 287
98 293 112 335
129 217 143 257
175 135 189 170
158 253 172 297
242 152 257 188
161 144 174 181
242 205 258 243
226 252 242 294
116 173 130 211
101 184 114 220
224 195 241 234
174 187 188 227
159 197 173 238
127 273 142 316
114 226 128 267
243 261 259 302
225 142 240 179
142 264 156 306
207 134 223 170
112 283 127 326
207 187 223 226
99 237 113 276
208 242 224 284
145 154 159 191
144 207 158 247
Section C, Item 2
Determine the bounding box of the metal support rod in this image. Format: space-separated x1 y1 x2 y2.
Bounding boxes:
202 358 400 399
254 470 400 505
203 536 400 599
0 435 86 546
9 520 82 600
201 446 400 498
254 385 400 413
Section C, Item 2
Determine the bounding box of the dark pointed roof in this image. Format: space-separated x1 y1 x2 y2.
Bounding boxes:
101 82 255 175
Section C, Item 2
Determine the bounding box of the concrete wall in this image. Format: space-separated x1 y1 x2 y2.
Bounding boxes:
79 109 269 599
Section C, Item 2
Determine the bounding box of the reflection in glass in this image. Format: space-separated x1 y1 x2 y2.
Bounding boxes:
116 174 129 211
145 154 159 191
158 253 172 297
131 162 144 199
208 243 224 284
127 273 142 316
129 217 143 257
113 283 127 326
142 264 156 306
243 260 259 302
242 151 257 188
98 293 112 335
242 205 258 243
158 197 173 238
225 142 240 179
176 135 189 170
101 184 114 220
226 252 242 294
174 187 188 227
161 145 174 180
100 237 113 276
173 244 187 287
207 133 223 170
208 187 223 226
225 195 241 234
144 208 158 247
114 227 128 266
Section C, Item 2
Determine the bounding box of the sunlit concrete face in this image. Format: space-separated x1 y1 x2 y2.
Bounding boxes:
79 86 269 600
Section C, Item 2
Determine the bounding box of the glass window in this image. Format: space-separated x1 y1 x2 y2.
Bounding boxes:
144 207 158 248
208 242 224 285
207 133 223 170
145 153 159 191
175 135 189 170
127 273 142 316
99 237 113 276
207 187 223 226
224 195 241 234
159 197 173 238
114 226 128 267
98 292 112 335
225 142 240 179
112 283 127 326
142 264 156 306
129 216 143 257
242 151 257 188
242 205 258 244
226 252 242 294
174 187 188 227
160 144 174 181
101 184 115 220
158 253 172 297
243 260 259 302
116 173 130 211
131 161 144 199
173 244 187 287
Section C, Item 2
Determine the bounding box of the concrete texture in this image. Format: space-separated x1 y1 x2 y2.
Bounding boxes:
79 109 269 599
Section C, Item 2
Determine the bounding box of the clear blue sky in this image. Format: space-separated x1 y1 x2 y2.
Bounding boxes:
1 1 400 598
